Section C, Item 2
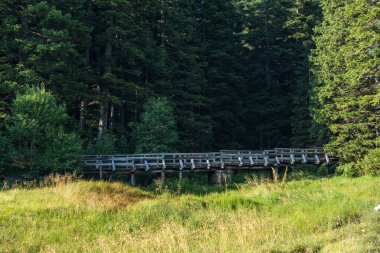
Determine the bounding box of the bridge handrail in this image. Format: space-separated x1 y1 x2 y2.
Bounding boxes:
83 147 332 171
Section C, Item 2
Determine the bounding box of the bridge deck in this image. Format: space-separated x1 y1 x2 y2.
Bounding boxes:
83 148 333 180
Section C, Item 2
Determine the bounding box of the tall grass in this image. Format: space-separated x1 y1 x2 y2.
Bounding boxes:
0 176 379 252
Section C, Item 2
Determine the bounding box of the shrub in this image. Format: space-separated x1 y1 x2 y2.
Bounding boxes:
7 86 83 175
357 148 380 176
38 129 82 173
336 163 358 177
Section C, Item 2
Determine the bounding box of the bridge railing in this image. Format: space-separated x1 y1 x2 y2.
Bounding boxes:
219 148 328 166
83 148 332 175
274 148 329 164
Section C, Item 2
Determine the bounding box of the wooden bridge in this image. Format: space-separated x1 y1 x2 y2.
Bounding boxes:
83 148 334 185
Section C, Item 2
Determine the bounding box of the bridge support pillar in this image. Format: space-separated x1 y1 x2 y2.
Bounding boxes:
99 168 103 180
130 173 136 186
209 170 232 185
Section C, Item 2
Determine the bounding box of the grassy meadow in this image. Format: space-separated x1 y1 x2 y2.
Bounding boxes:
0 174 379 253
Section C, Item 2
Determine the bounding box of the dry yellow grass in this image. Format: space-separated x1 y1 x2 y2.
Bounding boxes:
58 181 154 209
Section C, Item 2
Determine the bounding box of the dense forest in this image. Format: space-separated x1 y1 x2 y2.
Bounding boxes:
0 0 379 176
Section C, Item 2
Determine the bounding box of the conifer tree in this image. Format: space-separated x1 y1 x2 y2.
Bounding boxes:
241 0 298 148
201 0 247 149
151 0 213 151
288 0 322 147
311 0 380 163
0 1 90 112
7 87 82 174
134 97 178 153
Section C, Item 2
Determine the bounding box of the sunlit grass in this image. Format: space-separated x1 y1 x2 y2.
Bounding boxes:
0 176 379 252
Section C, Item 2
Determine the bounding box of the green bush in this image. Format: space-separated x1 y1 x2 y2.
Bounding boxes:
358 148 380 176
336 163 358 177
7 86 83 175
38 129 82 174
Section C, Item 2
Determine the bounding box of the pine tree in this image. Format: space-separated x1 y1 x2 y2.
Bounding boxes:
201 0 247 149
239 0 324 149
241 0 297 148
44 0 154 149
311 0 380 163
150 0 213 151
0 1 90 112
0 0 88 142
7 87 82 174
289 0 322 147
134 97 178 153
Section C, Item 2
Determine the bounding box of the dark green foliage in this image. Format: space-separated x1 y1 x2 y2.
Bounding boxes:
289 0 323 147
134 97 179 153
0 0 90 110
0 135 13 174
86 133 117 155
201 0 247 149
6 87 82 174
0 0 325 154
1 0 377 175
311 0 380 169
150 0 213 151
240 0 322 149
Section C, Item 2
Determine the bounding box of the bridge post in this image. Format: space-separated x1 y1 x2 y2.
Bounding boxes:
130 173 136 186
99 167 103 180
161 158 166 183
179 160 184 180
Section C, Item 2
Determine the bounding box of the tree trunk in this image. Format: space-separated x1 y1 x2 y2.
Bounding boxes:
97 21 113 142
160 0 166 46
97 95 109 141
79 100 86 132
109 103 114 132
